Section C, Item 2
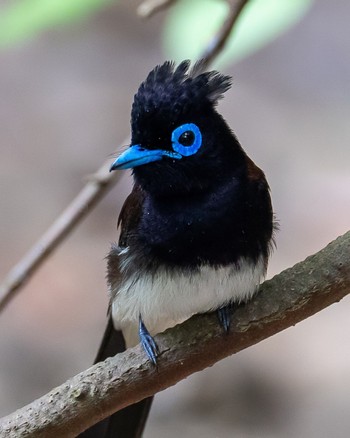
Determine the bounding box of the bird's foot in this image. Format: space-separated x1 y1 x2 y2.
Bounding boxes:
217 304 232 332
139 315 159 365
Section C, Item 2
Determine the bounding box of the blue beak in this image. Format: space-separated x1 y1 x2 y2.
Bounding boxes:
110 145 182 171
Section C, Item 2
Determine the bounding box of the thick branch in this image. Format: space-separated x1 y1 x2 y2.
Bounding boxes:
1 231 349 438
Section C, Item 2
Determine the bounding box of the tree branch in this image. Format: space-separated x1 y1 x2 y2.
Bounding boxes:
0 156 124 313
137 0 177 18
1 231 349 437
199 0 250 71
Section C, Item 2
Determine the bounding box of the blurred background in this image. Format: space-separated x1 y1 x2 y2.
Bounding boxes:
0 0 349 437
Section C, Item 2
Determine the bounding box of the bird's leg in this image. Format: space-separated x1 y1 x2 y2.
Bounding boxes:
217 304 232 332
139 315 159 365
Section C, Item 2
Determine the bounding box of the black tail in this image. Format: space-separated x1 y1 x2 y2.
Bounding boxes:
77 317 153 438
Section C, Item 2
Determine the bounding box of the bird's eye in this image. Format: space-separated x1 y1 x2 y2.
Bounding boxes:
171 123 202 157
178 130 195 146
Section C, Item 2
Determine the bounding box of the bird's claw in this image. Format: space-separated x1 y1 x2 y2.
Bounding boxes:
217 304 232 332
139 316 159 365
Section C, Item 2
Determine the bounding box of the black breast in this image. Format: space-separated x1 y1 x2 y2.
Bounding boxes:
135 176 272 269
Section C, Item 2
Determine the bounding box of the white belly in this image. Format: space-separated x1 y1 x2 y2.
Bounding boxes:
111 253 265 347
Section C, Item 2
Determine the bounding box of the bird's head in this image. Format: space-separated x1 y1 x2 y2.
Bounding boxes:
110 61 246 197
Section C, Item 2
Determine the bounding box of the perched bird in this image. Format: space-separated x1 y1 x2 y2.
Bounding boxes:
79 60 274 438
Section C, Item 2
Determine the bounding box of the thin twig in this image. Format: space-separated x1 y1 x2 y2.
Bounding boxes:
0 154 125 312
199 0 250 71
0 231 349 437
137 0 177 18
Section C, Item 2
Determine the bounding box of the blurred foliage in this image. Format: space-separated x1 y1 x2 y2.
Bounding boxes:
163 0 314 68
0 0 314 65
0 0 112 48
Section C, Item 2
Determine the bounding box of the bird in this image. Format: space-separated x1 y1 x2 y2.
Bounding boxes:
78 60 274 438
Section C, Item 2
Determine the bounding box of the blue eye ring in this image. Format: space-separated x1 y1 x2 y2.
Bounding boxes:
171 123 202 157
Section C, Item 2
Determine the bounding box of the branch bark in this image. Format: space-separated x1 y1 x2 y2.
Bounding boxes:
1 231 349 438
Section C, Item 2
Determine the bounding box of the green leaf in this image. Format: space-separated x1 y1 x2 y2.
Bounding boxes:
0 0 112 48
163 0 314 67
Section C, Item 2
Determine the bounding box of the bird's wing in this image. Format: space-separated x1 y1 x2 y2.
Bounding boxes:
118 183 145 248
77 184 153 438
107 184 145 305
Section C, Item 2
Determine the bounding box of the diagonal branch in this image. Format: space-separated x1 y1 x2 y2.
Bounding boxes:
199 0 250 71
1 231 349 438
0 158 124 313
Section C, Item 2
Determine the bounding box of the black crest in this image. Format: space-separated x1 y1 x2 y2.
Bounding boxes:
131 60 232 128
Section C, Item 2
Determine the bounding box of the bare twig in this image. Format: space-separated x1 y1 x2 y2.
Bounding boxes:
137 0 177 18
199 0 250 71
0 154 125 312
1 231 349 437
